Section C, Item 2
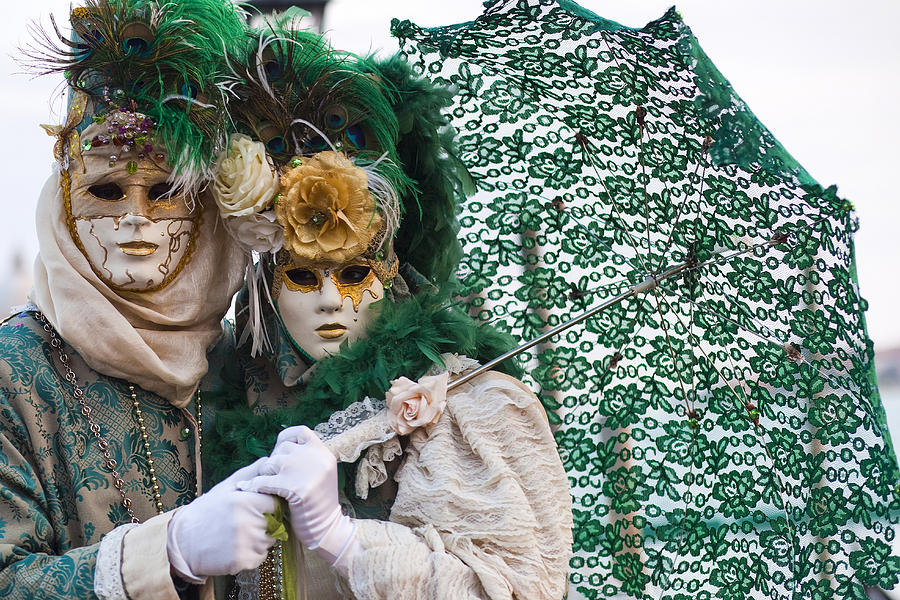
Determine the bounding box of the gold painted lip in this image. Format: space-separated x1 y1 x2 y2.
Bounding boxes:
315 324 347 340
118 241 159 256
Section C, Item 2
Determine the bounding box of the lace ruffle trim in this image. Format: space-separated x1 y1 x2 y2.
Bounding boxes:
320 353 478 495
94 523 139 600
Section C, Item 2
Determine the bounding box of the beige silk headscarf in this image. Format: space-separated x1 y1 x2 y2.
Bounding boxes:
31 170 246 407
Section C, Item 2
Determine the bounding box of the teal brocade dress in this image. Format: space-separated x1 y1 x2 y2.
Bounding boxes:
0 309 232 599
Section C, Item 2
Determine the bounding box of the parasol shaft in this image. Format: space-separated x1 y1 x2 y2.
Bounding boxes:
448 261 691 390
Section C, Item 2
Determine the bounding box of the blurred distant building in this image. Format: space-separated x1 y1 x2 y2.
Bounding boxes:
877 346 900 391
0 251 33 318
245 0 330 31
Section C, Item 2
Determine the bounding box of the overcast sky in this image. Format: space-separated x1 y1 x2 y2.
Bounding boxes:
2 0 898 353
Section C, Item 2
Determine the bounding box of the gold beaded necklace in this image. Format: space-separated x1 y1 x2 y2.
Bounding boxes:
129 384 203 511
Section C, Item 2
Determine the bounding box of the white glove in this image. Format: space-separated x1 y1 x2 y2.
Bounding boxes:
167 459 277 584
237 426 361 573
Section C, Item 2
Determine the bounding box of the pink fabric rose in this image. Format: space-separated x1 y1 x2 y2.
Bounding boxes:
385 372 449 436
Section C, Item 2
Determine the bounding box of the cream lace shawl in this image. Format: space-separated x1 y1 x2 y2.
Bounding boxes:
324 367 573 600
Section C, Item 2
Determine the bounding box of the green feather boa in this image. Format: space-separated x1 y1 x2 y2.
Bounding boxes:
204 292 522 484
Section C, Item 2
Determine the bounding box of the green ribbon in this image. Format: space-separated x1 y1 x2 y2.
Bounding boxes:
264 499 298 600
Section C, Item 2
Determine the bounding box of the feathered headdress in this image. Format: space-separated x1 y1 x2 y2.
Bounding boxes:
212 16 472 354
226 20 411 192
217 18 470 280
25 0 249 191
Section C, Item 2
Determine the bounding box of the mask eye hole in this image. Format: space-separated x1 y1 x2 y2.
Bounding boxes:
337 265 371 285
88 183 125 201
285 268 319 287
149 183 174 202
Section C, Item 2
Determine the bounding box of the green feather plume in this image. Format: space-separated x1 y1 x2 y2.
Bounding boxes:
368 55 474 285
24 0 249 182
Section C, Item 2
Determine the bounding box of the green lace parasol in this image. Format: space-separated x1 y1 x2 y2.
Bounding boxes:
393 1 899 598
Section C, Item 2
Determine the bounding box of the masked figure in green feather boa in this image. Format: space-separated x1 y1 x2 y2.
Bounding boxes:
204 19 573 600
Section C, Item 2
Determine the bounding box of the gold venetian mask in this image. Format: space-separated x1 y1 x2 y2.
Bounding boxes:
281 262 379 311
266 151 401 359
64 113 200 292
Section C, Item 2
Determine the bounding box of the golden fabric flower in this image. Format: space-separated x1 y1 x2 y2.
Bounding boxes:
276 151 381 263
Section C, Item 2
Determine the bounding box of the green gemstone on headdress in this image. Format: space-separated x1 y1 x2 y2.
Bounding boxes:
375 250 385 261
383 279 393 289
310 211 326 226
82 140 92 152
113 89 126 100
273 192 283 206
126 160 138 175
291 157 302 168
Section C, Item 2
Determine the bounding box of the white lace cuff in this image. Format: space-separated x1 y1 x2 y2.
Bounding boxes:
354 437 403 499
94 523 139 600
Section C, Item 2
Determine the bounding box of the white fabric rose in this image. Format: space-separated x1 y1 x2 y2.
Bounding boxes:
213 134 279 218
224 211 284 254
385 372 449 436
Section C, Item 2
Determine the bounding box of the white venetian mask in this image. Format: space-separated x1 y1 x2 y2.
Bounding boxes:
275 259 385 360
66 136 198 292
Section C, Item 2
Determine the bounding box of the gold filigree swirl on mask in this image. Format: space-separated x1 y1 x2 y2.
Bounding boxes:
279 263 379 311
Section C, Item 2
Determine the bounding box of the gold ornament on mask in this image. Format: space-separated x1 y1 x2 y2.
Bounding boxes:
275 260 387 312
42 91 89 167
271 237 399 307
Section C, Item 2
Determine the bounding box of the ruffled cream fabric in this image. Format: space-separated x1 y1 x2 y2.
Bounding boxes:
342 371 573 600
30 170 246 407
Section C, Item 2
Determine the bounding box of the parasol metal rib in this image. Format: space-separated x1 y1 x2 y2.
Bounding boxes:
448 261 691 390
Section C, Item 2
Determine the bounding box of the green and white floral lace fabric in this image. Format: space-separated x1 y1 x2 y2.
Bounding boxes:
393 1 899 598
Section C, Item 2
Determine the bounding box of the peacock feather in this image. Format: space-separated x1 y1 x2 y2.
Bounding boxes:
228 19 411 192
25 0 250 188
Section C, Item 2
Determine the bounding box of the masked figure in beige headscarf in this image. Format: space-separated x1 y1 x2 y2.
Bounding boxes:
0 2 287 599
